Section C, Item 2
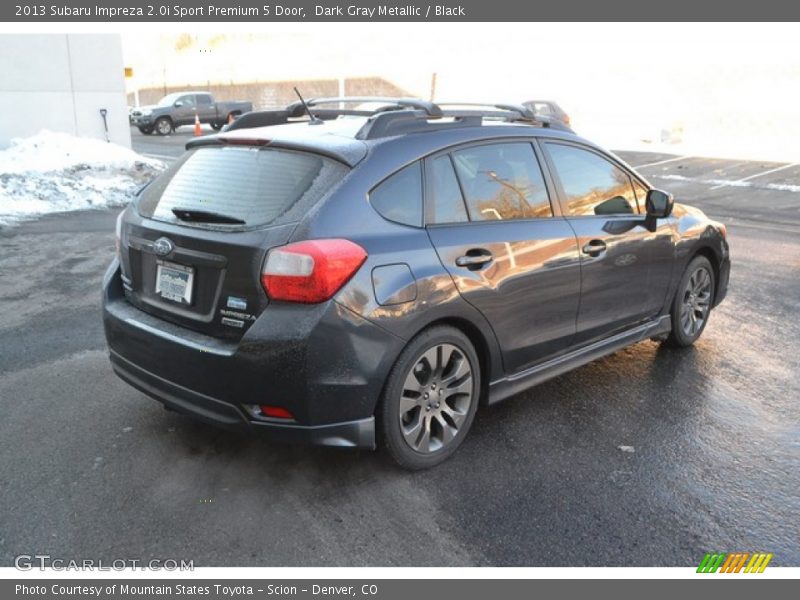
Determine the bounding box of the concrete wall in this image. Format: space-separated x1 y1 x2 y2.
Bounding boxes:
128 77 410 111
0 34 131 149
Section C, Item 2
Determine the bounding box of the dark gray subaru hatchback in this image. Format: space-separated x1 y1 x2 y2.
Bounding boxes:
103 97 730 469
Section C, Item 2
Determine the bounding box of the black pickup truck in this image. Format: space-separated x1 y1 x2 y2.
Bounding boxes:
130 92 253 135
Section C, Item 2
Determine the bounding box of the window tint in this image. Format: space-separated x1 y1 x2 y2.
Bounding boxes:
196 94 212 106
546 143 639 216
428 156 468 224
370 162 423 227
178 95 195 107
137 146 347 229
451 143 552 221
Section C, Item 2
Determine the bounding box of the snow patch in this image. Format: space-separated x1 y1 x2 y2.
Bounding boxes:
0 130 165 227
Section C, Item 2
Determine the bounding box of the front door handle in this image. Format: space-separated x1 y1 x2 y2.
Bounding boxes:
581 239 607 257
456 251 493 268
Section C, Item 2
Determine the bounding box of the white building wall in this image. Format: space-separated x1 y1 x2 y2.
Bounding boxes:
0 34 131 149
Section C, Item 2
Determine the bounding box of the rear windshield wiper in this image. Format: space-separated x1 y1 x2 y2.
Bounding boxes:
171 208 246 225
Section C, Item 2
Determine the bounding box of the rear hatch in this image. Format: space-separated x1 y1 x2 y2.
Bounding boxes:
118 144 348 340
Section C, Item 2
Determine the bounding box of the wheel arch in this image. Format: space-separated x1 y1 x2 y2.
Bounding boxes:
690 244 721 302
402 315 497 407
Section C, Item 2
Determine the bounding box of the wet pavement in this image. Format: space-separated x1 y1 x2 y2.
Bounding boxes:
0 138 798 566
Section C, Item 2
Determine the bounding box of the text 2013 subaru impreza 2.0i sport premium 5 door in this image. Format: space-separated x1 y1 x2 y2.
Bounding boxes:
103 97 730 470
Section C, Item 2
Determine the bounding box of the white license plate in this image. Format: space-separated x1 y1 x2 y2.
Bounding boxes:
155 261 194 304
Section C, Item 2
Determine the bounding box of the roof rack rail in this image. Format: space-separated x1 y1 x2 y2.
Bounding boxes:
286 96 443 118
435 102 537 121
224 97 571 138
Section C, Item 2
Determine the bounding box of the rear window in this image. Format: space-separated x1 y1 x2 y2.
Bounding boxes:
136 146 347 229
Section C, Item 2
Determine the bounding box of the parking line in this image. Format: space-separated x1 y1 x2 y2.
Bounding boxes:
710 162 800 190
654 173 800 193
633 155 691 169
736 162 799 182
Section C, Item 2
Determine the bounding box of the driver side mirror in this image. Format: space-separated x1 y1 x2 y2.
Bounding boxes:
645 189 674 219
174 101 184 107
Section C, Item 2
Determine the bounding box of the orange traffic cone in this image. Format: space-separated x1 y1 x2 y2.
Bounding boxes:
193 114 202 136
228 113 235 125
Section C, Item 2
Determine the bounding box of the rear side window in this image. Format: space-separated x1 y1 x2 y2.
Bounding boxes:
136 146 347 229
545 143 639 216
196 94 212 106
451 143 552 221
370 162 423 227
428 155 469 224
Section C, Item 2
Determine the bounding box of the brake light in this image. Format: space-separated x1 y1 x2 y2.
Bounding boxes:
261 239 367 303
221 137 270 146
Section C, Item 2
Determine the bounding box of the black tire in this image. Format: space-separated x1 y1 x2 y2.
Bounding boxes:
665 255 716 347
210 122 223 131
137 126 154 135
379 326 480 470
154 117 173 136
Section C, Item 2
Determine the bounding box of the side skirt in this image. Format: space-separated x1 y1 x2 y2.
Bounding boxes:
486 315 672 405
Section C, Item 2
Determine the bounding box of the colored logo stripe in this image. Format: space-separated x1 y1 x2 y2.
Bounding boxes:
745 553 773 573
697 552 773 573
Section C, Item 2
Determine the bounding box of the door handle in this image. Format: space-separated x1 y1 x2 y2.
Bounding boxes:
581 239 607 256
456 251 493 268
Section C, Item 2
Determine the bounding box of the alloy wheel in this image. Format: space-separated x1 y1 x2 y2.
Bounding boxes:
156 119 172 135
398 343 473 454
679 265 712 337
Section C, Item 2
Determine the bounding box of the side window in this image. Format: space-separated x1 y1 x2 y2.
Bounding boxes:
632 178 649 212
545 143 639 216
370 162 423 227
451 143 552 221
428 155 468 224
196 94 212 106
178 95 195 108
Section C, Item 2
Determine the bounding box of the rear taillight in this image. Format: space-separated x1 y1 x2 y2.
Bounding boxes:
261 239 367 304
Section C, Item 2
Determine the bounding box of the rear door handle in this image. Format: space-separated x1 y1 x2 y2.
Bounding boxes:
456 251 493 268
581 239 607 257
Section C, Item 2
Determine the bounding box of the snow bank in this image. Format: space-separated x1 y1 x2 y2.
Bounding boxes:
0 131 165 227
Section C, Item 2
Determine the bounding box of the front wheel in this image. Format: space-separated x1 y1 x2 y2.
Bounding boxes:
137 126 154 135
665 255 716 347
379 326 480 470
154 117 172 136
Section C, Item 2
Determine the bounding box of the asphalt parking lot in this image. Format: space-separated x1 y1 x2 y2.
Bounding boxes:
0 127 798 566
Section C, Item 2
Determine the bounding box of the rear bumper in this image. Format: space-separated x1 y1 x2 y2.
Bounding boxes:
110 351 375 448
102 260 404 449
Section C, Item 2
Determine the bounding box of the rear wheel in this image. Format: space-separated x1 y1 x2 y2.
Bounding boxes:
210 122 223 131
380 326 480 470
665 255 716 347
